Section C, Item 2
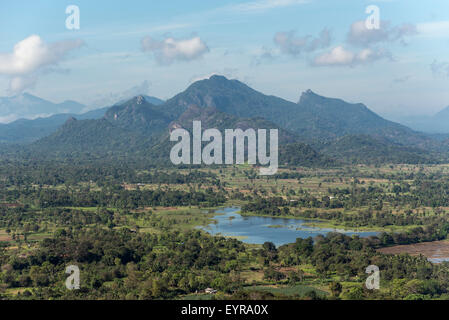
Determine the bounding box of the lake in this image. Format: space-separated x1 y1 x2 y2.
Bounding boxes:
200 206 379 246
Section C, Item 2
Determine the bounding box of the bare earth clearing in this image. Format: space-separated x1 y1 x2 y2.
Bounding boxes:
378 240 449 262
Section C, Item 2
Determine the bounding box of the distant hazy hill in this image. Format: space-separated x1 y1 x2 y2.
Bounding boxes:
29 96 169 159
427 106 449 133
0 107 108 144
0 93 86 122
0 93 165 144
392 105 449 134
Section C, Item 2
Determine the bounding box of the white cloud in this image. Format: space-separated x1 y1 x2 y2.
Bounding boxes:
313 46 354 66
0 112 58 124
347 20 417 46
141 36 209 65
0 35 83 94
0 114 20 124
313 46 390 67
274 28 331 56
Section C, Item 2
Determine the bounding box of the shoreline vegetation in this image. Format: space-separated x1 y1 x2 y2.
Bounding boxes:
238 210 389 232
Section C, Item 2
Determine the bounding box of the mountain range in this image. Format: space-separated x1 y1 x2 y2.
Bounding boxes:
12 75 445 165
149 76 440 150
0 93 86 123
391 106 449 134
0 95 164 144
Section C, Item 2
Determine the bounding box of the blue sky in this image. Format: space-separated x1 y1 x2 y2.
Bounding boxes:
0 0 448 118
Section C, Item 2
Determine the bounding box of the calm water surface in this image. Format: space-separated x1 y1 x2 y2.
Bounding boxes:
199 206 379 246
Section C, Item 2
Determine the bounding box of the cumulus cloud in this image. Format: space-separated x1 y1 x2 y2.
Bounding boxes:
347 20 418 46
141 36 209 65
274 28 331 56
313 46 353 66
313 46 390 67
0 35 83 94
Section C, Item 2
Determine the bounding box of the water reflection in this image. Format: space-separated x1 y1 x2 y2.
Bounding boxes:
199 206 379 246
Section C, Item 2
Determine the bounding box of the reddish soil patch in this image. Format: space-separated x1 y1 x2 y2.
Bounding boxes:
378 240 449 262
0 203 22 208
0 235 11 241
156 207 178 211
